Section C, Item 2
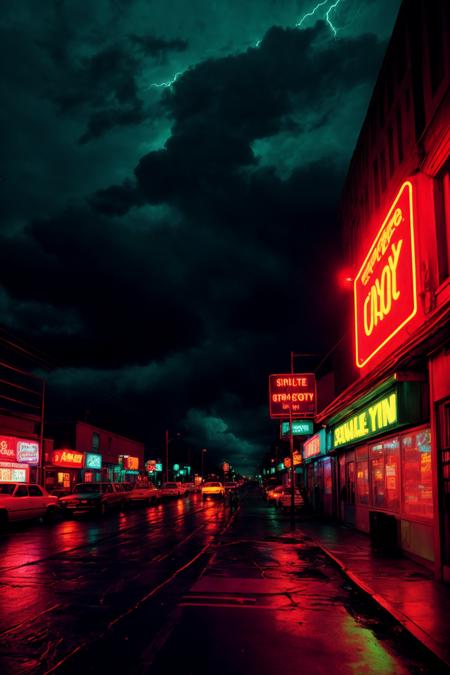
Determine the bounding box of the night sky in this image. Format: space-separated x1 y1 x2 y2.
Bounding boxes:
1 0 401 473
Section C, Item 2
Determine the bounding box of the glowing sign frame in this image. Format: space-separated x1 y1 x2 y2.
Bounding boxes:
280 420 314 437
269 373 316 419
52 450 84 469
354 181 417 369
85 452 102 470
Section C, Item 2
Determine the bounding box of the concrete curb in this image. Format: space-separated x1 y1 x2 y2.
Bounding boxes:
315 541 450 670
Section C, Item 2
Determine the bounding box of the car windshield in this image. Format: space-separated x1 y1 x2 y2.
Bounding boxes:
0 484 16 495
204 482 221 487
163 483 177 488
73 484 102 494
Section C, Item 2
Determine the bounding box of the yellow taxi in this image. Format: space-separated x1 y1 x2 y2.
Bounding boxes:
201 481 225 500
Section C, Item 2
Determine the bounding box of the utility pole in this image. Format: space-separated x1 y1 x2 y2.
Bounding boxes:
201 448 207 481
165 429 169 484
289 351 295 531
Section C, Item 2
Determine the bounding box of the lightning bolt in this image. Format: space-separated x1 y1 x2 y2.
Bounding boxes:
325 0 343 37
296 0 329 28
296 0 343 36
149 71 184 89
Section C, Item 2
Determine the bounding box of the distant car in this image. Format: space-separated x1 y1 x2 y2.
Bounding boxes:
59 482 125 515
128 483 160 505
201 482 225 500
277 488 304 511
0 483 59 528
265 485 284 504
160 482 184 498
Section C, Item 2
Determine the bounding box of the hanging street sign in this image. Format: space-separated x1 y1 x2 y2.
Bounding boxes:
269 373 316 418
280 420 314 437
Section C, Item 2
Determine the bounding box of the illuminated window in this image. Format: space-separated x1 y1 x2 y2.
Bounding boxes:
402 429 433 519
370 437 400 510
356 446 369 505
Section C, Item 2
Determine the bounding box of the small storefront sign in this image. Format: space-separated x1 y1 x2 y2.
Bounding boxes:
0 461 29 483
52 450 84 468
280 420 314 437
85 452 102 470
269 374 316 418
303 430 326 461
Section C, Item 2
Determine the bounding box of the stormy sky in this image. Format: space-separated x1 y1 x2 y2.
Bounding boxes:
0 0 401 473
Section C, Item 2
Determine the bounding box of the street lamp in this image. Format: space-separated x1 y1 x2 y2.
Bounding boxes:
201 448 207 482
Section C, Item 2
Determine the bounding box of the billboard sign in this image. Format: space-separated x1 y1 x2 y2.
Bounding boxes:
269 374 316 418
354 181 417 369
303 430 326 461
0 435 40 465
0 462 29 483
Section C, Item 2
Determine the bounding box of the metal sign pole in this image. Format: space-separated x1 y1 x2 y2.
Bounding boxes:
290 351 295 532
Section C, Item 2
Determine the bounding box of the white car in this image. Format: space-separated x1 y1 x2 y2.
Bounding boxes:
128 483 160 505
277 488 304 511
160 482 184 498
0 483 59 528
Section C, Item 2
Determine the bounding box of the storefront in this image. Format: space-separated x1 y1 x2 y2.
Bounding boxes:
44 449 85 493
0 434 40 483
327 379 433 563
302 431 331 515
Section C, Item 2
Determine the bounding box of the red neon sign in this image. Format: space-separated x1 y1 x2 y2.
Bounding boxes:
0 435 40 465
52 450 84 468
354 181 417 369
269 374 316 418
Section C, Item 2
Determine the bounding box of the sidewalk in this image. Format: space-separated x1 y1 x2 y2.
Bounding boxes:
299 518 450 669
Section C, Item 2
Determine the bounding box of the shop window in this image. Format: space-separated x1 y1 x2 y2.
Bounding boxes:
323 460 332 495
92 432 100 453
57 472 71 489
402 429 433 519
370 438 400 510
356 446 369 505
346 461 355 505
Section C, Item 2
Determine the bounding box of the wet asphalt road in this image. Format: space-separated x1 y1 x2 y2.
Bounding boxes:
0 488 440 674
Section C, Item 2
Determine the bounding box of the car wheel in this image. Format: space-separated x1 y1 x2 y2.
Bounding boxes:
44 507 58 524
0 510 8 531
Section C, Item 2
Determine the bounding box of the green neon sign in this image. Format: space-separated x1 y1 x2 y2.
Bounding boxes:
332 392 397 449
173 463 180 471
155 463 163 472
85 453 102 469
281 420 314 437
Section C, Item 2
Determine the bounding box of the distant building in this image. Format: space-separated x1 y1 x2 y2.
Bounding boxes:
44 421 144 492
310 0 449 578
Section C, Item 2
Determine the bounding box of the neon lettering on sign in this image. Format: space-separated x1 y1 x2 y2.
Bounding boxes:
332 392 398 449
354 181 417 369
281 420 314 437
269 373 316 418
0 436 40 465
303 430 326 460
52 450 84 468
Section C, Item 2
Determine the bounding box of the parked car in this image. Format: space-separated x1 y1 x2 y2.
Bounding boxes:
128 482 160 505
59 482 125 516
160 482 184 498
265 485 284 504
0 483 59 528
201 481 225 500
277 488 304 511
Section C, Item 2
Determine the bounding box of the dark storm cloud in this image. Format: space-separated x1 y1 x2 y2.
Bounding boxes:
129 34 188 60
135 24 385 205
88 179 145 216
